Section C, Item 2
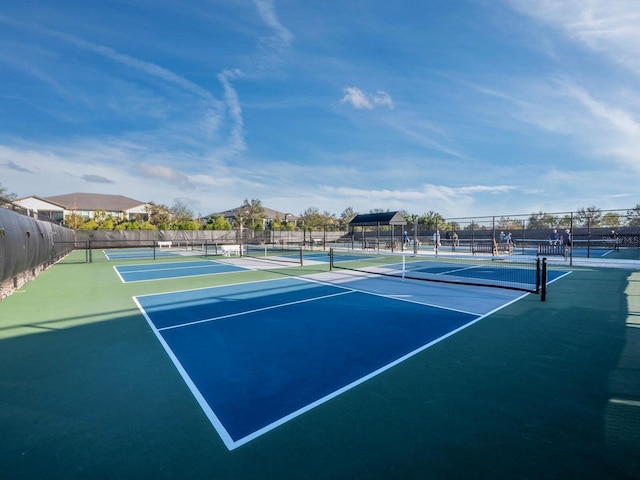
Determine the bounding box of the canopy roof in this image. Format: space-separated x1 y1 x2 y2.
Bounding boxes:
349 211 406 227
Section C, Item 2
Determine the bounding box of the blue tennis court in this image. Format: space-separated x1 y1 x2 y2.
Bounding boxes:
115 260 247 282
133 273 544 450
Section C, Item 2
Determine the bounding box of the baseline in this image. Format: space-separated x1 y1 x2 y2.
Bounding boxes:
114 260 247 283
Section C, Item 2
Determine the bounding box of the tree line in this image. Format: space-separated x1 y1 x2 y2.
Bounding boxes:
1 183 639 231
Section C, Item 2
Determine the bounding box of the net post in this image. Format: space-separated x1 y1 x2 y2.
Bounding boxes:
541 257 547 302
569 213 574 267
329 248 334 270
299 245 304 266
153 241 157 260
402 255 406 280
88 239 93 263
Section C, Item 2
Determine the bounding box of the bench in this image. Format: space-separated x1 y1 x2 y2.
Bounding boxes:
537 244 566 256
156 241 172 248
221 244 241 256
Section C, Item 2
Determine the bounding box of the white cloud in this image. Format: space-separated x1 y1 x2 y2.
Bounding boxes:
134 163 191 186
216 69 247 159
373 91 394 109
253 0 293 47
564 83 640 136
511 77 640 173
454 185 516 194
341 87 373 109
320 183 521 217
508 0 640 75
341 87 394 110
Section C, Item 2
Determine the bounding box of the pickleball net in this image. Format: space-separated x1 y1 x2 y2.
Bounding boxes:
243 244 304 266
329 248 544 293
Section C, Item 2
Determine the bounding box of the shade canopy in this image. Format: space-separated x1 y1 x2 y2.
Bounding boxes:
348 211 406 227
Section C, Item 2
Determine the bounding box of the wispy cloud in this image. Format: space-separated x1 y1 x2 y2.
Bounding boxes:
0 15 218 103
390 120 467 160
250 0 293 75
134 163 193 188
372 91 394 109
3 160 35 173
81 174 114 184
0 4 296 203
508 0 640 75
511 76 640 173
341 87 395 110
58 33 217 103
216 69 247 159
564 82 640 136
324 183 518 209
455 2 640 176
253 0 293 48
206 1 293 161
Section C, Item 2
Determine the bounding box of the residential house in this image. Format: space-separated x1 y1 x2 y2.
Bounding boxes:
16 192 150 224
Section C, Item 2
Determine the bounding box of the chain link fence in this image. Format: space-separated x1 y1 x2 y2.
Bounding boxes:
2 203 639 298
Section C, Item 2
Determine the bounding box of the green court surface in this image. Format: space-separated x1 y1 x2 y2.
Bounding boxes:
1 250 639 479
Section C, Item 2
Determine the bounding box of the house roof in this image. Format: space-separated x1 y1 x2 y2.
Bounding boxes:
209 206 297 221
349 211 406 226
42 193 146 212
16 195 67 210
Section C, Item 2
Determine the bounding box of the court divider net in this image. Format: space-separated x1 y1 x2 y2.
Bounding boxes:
329 248 544 294
242 244 304 266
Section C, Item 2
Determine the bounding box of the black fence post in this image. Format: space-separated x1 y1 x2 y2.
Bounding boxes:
541 258 547 302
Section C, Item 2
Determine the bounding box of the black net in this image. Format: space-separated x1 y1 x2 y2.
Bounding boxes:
243 244 304 266
329 248 542 293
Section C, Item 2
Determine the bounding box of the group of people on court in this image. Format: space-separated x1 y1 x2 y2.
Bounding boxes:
403 229 461 252
499 231 514 252
549 229 572 247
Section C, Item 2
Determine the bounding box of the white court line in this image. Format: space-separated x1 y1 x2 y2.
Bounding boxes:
133 274 535 450
227 288 532 450
114 261 247 283
157 290 356 331
118 261 225 274
299 271 493 317
133 295 237 450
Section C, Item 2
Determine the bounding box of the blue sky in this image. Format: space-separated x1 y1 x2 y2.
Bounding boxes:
1 0 639 219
